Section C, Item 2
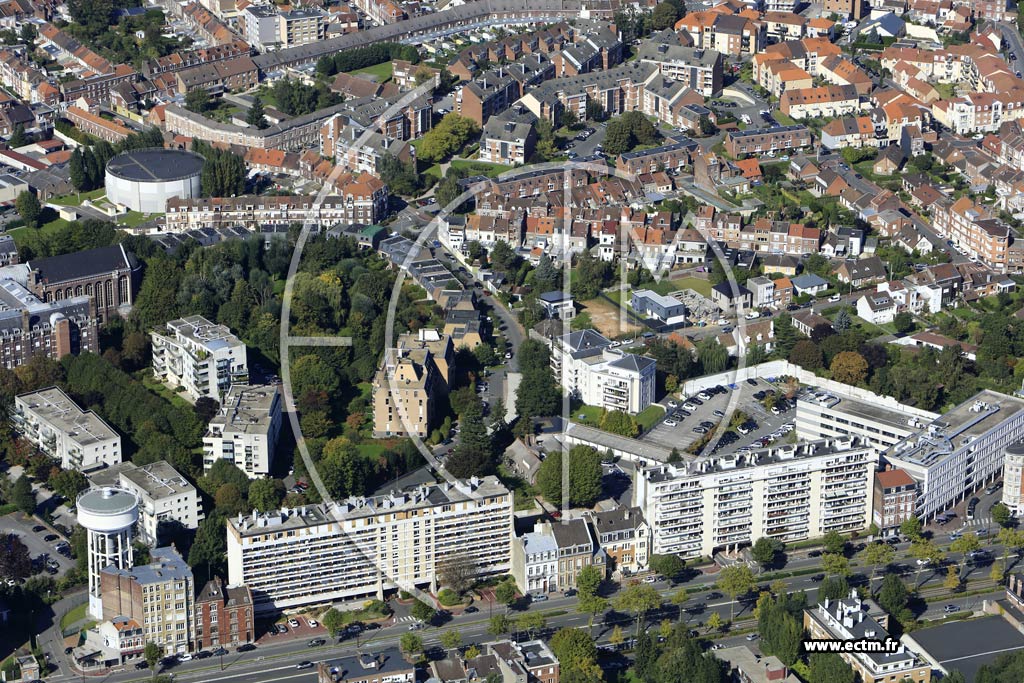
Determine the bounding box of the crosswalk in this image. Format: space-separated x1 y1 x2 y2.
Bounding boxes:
395 615 417 623
962 516 993 529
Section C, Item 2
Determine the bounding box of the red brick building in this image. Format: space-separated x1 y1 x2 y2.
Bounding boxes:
194 578 254 650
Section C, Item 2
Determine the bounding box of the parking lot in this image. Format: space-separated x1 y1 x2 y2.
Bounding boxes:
2 512 76 578
642 377 796 454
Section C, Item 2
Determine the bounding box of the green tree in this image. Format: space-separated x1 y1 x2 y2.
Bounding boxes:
410 599 436 623
943 564 960 590
69 148 88 191
576 564 603 598
821 553 851 577
860 542 895 592
416 113 480 163
877 573 909 618
697 338 729 374
900 516 923 541
993 502 1013 528
144 642 162 679
549 627 598 669
9 123 27 147
808 653 855 683
822 530 847 555
535 445 603 507
648 553 685 580
11 475 34 514
246 95 268 129
819 575 850 601
759 600 803 666
440 628 462 650
187 512 227 582
650 1 679 29
718 565 756 620
834 308 852 332
614 583 662 636
950 532 981 578
751 537 784 569
487 614 511 636
247 479 282 513
893 312 915 335
49 469 88 503
446 399 493 478
185 87 211 113
322 608 345 636
495 579 517 606
577 594 607 636
600 410 638 437
400 632 423 657
705 611 723 632
15 191 41 229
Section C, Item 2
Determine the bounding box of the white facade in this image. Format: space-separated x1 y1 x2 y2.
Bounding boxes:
203 384 282 478
104 149 203 214
13 387 122 471
243 5 280 50
511 531 559 594
78 487 138 619
550 330 656 415
151 316 248 401
227 477 513 612
796 390 937 455
885 390 1024 520
856 292 897 324
90 461 204 545
1002 441 1024 515
633 437 878 559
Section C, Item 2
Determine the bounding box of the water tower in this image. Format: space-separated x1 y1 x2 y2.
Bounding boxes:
77 487 139 619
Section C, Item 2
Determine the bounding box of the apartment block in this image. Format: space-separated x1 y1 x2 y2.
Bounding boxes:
226 477 513 612
194 577 254 650
932 197 1013 272
13 387 121 471
615 139 698 177
873 468 917 535
0 279 98 369
511 526 559 594
634 437 879 559
635 43 723 97
372 345 440 438
88 461 203 545
151 316 249 401
804 594 931 683
480 109 537 166
203 384 282 478
780 84 862 120
279 8 325 47
100 547 196 655
885 390 1024 521
796 389 937 454
550 330 656 414
673 12 763 56
932 91 1024 135
724 126 812 157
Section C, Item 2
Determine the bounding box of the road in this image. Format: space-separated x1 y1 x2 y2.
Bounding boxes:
998 22 1024 76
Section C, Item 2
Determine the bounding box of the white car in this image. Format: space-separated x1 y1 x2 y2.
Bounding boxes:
610 340 621 347
289 618 300 628
664 420 678 427
697 392 711 401
179 653 193 662
307 619 319 628
667 400 679 408
744 311 760 320
828 294 841 302
916 558 932 566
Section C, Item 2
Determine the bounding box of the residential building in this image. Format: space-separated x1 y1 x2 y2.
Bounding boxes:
635 42 723 97
932 197 1013 273
151 316 249 402
804 593 931 683
724 126 812 157
78 616 145 668
0 277 98 369
1002 441 1024 515
873 468 917 535
616 139 698 176
480 109 536 166
203 384 283 478
372 344 441 438
588 506 649 575
857 292 897 324
88 461 203 545
538 291 575 320
823 0 863 18
780 84 862 120
175 56 258 95
821 116 879 150
714 647 800 683
279 8 326 48
545 519 602 590
885 390 1024 520
429 640 558 683
511 528 559 594
65 106 132 143
711 282 752 313
318 648 415 683
549 329 656 414
13 387 121 471
631 289 687 326
634 437 879 559
244 6 280 49
100 546 196 655
193 578 254 651
227 477 513 612
26 244 141 324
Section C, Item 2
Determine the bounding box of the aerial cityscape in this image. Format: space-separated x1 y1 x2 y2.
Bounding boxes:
5 0 1024 682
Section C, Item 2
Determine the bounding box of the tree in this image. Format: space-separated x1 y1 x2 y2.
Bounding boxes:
144 642 162 679
550 627 598 669
877 573 909 618
609 625 625 646
993 502 1013 528
600 410 638 437
9 123 27 147
576 564 603 598
535 445 603 508
808 653 855 683
893 312 915 335
559 109 579 130
634 630 657 681
697 338 729 374
578 594 607 635
495 580 517 606
718 565 756 620
758 599 802 666
322 608 345 636
15 191 41 229
516 611 546 639
446 400 493 478
400 633 423 658
613 583 662 636
247 478 282 513
185 87 211 113
830 351 868 385
488 614 511 636
789 339 823 370
416 113 480 163
11 474 34 514
950 532 980 578
49 469 88 503
822 530 847 555
860 542 895 591
991 559 1006 584
440 629 462 650
750 537 784 569
705 612 723 632
246 95 268 129
188 512 227 581
585 99 604 122
943 564 960 590
70 148 88 191
821 553 851 577
819 575 850 601
900 516 923 541
834 308 852 332
410 599 436 623
648 553 685 580
438 554 477 595
650 1 679 29
0 533 30 580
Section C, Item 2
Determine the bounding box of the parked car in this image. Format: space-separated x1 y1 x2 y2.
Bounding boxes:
664 419 678 427
531 593 549 602
828 294 841 302
288 618 300 628
308 639 326 647
237 644 257 653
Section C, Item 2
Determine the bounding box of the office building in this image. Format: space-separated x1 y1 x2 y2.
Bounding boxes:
796 388 938 454
151 316 249 401
203 384 282 478
227 477 513 612
100 546 196 655
88 461 203 546
634 437 878 559
549 330 656 415
884 390 1024 521
14 387 121 471
79 487 139 619
873 468 917 535
804 593 931 683
194 577 254 650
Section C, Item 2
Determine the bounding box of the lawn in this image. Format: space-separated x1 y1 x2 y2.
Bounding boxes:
772 111 797 126
141 375 194 410
60 603 88 631
7 217 69 246
48 189 105 207
348 62 393 82
449 160 512 177
572 404 605 426
356 443 386 459
116 211 161 228
636 404 665 431
670 276 713 298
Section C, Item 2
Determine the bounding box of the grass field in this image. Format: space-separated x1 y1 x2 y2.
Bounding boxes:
670 276 713 298
142 376 194 409
60 604 88 631
117 211 160 228
7 217 69 245
580 297 642 337
636 404 665 431
49 189 105 207
349 62 393 82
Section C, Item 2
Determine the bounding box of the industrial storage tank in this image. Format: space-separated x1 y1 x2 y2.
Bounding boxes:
105 148 204 214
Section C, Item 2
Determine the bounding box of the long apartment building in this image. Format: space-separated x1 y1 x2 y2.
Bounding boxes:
226 477 513 612
0 278 98 369
13 387 121 471
633 437 878 559
88 461 203 545
884 390 1024 521
931 196 1015 273
634 42 723 98
151 316 248 401
203 384 282 478
550 330 656 415
796 388 939 454
724 125 812 157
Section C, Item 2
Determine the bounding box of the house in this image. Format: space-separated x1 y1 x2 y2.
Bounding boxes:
835 256 887 287
733 318 775 355
790 273 829 296
710 282 752 313
760 253 799 276
503 439 542 485
747 276 775 308
588 506 649 575
872 145 903 175
538 290 575 320
631 289 687 326
791 309 833 337
856 292 897 324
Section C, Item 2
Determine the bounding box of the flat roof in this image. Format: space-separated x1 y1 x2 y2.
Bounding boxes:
16 387 119 448
798 390 933 435
106 148 205 183
909 615 1024 682
209 384 279 435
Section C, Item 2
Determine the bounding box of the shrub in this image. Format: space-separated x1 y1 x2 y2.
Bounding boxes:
437 588 463 607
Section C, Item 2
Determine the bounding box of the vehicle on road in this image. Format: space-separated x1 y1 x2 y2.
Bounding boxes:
828 294 841 302
531 593 548 602
308 639 326 647
944 604 958 614
297 661 314 669
237 644 257 652
664 420 677 427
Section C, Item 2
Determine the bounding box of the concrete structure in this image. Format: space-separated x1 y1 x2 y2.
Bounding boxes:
227 477 513 612
78 487 139 620
13 387 121 471
105 149 204 214
279 8 326 47
885 390 1024 520
713 647 800 683
203 384 282 478
550 330 656 414
151 316 248 401
538 290 575 320
100 546 195 654
89 461 203 545
634 437 878 559
631 289 687 326
371 345 441 438
796 388 937 454
26 244 141 324
804 593 931 683
1001 440 1024 515
243 5 279 50
0 278 98 368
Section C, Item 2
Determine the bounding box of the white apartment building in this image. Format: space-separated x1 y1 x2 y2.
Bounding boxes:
633 437 879 559
243 5 280 51
227 477 513 612
151 316 248 402
89 461 204 546
1001 441 1024 515
511 529 559 594
13 387 122 471
796 389 938 455
203 384 282 478
885 390 1024 520
550 330 656 415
